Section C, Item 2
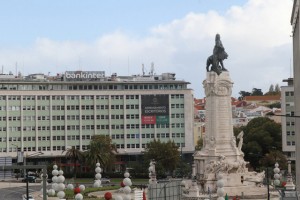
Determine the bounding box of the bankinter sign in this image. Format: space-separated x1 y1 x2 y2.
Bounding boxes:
141 95 169 124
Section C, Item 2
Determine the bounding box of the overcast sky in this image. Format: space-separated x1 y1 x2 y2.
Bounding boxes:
0 0 293 98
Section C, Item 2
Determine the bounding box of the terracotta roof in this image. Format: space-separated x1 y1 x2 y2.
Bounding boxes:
244 95 280 101
194 105 205 110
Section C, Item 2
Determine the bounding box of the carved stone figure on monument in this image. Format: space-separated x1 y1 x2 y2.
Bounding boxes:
237 131 244 153
209 136 216 148
206 34 228 75
231 136 236 148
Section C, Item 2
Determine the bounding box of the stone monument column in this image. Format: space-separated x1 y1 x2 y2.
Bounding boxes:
203 71 239 157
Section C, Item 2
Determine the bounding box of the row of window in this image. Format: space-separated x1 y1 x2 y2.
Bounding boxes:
0 103 184 112
1 131 185 143
0 83 186 91
287 141 295 146
286 121 295 126
0 134 93 143
2 123 184 132
5 94 184 101
287 131 295 136
5 141 185 152
285 91 294 96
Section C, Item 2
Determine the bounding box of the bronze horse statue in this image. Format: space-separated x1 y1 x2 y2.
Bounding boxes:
206 54 228 75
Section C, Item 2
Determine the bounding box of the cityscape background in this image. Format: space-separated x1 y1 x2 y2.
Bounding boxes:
0 0 293 98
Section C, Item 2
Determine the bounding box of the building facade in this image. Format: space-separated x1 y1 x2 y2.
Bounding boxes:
281 78 295 161
0 71 194 166
291 0 300 190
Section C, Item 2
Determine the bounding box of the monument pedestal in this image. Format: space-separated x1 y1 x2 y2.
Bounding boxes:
191 71 265 197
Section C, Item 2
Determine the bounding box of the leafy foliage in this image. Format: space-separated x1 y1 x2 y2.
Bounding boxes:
143 139 180 177
238 117 282 170
63 146 84 178
251 88 263 96
195 137 203 150
84 135 117 172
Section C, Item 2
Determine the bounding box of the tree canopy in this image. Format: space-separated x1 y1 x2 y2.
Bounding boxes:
84 135 117 171
234 117 283 170
63 146 84 178
143 139 180 177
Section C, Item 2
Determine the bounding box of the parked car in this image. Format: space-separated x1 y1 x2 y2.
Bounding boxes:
101 178 111 184
22 194 35 200
22 176 36 183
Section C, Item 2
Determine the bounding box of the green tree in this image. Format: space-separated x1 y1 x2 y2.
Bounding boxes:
274 84 280 93
260 150 287 169
143 139 180 177
251 88 263 96
241 117 282 170
85 135 117 172
265 83 281 95
238 91 251 100
63 146 84 178
269 84 274 93
195 137 203 150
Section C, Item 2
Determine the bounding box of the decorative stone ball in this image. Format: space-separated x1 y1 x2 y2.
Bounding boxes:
149 172 152 177
217 197 225 200
274 179 281 186
58 170 64 176
57 183 65 191
75 193 83 200
217 180 224 188
74 187 81 194
57 191 65 199
95 173 102 180
40 188 48 193
96 162 100 167
275 163 279 168
180 180 186 187
53 165 58 170
67 184 74 190
274 173 280 180
52 176 58 183
148 166 154 172
114 195 123 200
52 169 59 176
52 183 58 191
123 186 131 194
79 184 86 192
95 167 102 173
48 188 55 196
217 187 225 197
123 194 131 200
124 172 130 178
104 192 112 200
93 181 100 188
274 167 280 174
120 181 125 187
123 178 132 186
57 175 65 183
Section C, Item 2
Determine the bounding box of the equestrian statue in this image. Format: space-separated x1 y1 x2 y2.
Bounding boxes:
206 34 228 75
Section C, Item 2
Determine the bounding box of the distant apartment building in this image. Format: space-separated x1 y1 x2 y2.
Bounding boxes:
193 99 205 146
243 95 281 106
0 71 194 167
281 78 295 160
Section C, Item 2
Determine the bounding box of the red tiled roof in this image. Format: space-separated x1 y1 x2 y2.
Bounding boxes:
244 95 280 101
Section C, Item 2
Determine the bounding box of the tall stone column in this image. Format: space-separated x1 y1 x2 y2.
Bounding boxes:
202 71 238 157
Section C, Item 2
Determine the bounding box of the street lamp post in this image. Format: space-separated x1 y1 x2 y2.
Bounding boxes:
24 152 44 200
